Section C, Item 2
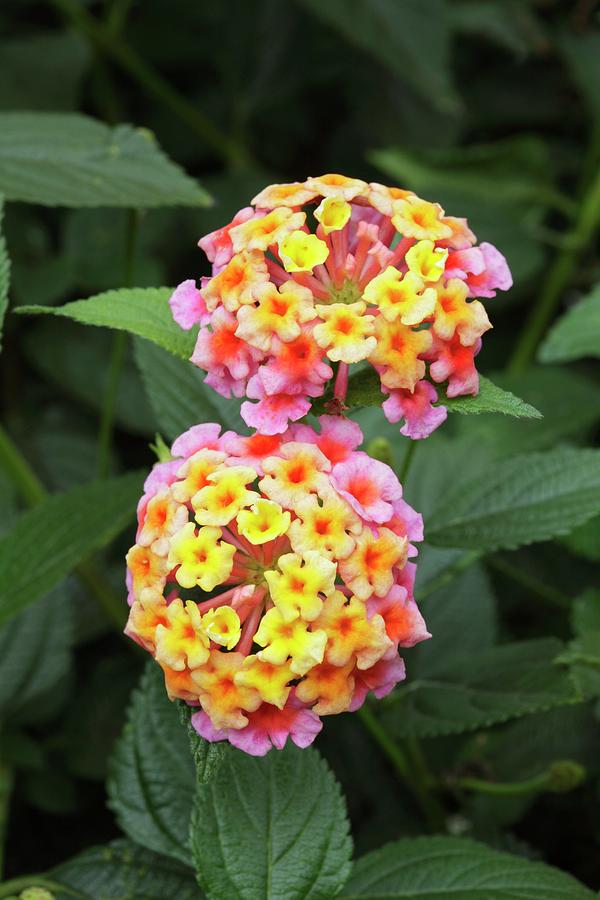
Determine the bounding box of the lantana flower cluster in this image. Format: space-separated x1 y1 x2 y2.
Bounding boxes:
125 418 429 755
170 173 512 439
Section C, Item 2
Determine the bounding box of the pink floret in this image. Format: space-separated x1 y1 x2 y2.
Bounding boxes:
170 423 223 458
382 381 448 440
331 452 402 524
169 279 209 330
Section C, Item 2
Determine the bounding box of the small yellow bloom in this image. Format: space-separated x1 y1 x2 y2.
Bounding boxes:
234 654 294 708
313 592 392 669
295 659 355 714
191 650 261 730
313 301 377 364
192 465 258 527
264 550 336 623
279 230 329 273
305 173 368 200
254 607 327 676
154 598 210 671
172 449 227 504
368 317 432 391
391 195 452 241
260 443 330 507
314 196 352 234
167 522 235 591
288 490 360 560
339 527 407 600
363 266 436 326
236 498 291 545
229 207 306 253
202 605 241 650
251 181 318 208
235 279 315 352
405 239 448 283
201 250 269 313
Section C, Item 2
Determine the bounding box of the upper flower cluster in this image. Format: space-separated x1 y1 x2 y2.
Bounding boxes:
125 418 429 755
170 173 512 439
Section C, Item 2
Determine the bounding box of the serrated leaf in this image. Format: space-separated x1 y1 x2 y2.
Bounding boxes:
134 338 245 440
340 836 595 898
50 839 202 899
426 447 600 551
0 195 9 351
460 366 600 456
0 470 142 627
191 744 353 900
339 368 539 419
108 664 202 864
441 375 541 418
0 583 74 725
562 515 600 561
298 0 459 115
18 287 195 359
538 284 600 363
0 112 210 207
558 590 600 699
382 639 577 738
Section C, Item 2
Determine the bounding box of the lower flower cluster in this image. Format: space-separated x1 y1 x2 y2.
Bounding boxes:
125 418 430 755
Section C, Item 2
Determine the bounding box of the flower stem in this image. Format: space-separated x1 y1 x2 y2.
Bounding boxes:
507 162 600 375
96 208 138 479
357 704 446 831
0 424 126 630
452 760 585 797
51 0 253 170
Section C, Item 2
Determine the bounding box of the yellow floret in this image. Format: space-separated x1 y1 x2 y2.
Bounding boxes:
279 230 329 273
167 522 235 591
236 498 291 545
202 605 241 650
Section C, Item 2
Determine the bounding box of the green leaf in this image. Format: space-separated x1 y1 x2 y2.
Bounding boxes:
341 369 539 419
382 639 578 738
191 744 353 900
18 287 195 359
426 447 600 551
0 583 73 725
459 366 600 457
0 195 9 351
442 375 541 418
178 700 226 785
0 112 210 207
51 839 202 899
298 0 459 115
108 664 202 864
339 836 595 898
538 284 600 363
0 470 142 627
134 338 245 440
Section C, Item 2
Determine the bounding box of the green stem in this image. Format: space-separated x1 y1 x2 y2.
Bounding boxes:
357 705 446 831
0 424 126 630
454 772 550 796
0 763 13 881
415 549 483 603
399 440 417 486
507 162 600 374
487 555 569 609
52 0 252 170
96 209 138 478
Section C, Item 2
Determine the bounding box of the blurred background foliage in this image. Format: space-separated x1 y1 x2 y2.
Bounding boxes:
0 0 599 891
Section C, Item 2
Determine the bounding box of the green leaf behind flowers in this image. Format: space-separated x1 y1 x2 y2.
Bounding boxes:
427 446 600 551
0 195 9 350
538 283 600 363
0 112 210 207
18 287 195 359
